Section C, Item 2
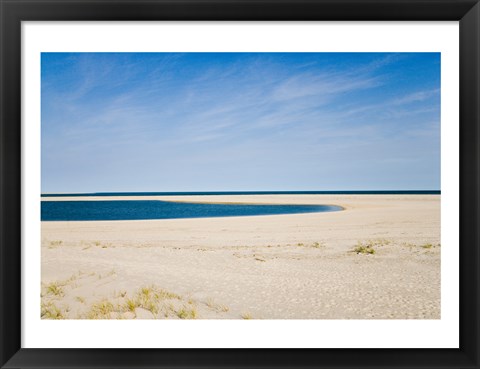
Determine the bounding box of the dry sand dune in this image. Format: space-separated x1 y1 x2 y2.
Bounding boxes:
41 194 440 320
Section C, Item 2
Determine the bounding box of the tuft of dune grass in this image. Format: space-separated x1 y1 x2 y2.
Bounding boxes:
352 239 391 255
176 306 197 319
41 302 65 319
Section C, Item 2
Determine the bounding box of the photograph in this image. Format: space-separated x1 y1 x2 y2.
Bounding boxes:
40 52 442 320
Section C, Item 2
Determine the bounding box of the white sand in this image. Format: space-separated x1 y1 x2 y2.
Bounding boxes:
41 194 440 319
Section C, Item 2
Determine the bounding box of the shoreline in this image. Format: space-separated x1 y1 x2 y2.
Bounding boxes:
41 197 347 211
40 193 437 210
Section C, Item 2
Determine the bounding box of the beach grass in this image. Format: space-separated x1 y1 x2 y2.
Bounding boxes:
421 243 433 249
176 306 198 319
45 281 65 297
41 302 65 319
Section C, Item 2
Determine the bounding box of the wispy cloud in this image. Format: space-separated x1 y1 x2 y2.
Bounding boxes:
391 88 440 105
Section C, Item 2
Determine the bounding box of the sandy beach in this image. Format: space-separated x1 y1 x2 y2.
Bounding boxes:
41 194 440 319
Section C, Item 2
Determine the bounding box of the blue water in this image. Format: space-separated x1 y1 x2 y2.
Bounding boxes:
41 200 343 221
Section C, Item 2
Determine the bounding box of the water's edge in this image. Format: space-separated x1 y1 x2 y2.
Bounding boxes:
41 200 344 222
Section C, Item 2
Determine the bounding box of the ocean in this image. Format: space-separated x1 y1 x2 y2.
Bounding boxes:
41 200 342 221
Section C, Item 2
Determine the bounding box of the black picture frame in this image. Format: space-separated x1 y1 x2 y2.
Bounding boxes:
1 0 479 368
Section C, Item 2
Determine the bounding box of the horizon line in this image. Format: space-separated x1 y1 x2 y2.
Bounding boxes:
41 190 441 196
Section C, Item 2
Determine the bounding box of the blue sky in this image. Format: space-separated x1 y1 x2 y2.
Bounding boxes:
41 52 440 193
